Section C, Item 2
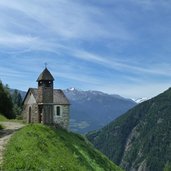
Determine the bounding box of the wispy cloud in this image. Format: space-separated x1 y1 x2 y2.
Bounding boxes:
67 48 171 77
96 82 171 99
0 33 38 48
0 0 133 45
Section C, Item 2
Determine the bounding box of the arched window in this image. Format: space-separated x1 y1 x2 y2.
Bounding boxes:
56 106 60 116
29 106 32 123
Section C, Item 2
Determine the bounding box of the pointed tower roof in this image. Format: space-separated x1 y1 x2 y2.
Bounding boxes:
37 68 54 81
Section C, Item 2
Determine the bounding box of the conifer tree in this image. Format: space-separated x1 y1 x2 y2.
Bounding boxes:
0 81 15 119
11 89 23 117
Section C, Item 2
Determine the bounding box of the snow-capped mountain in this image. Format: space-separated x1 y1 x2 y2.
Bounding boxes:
64 88 136 133
133 97 149 104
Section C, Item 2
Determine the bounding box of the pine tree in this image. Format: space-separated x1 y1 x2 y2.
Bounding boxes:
11 89 23 117
0 81 15 119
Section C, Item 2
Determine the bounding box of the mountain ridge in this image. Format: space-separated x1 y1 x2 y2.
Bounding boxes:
87 87 171 171
63 88 136 133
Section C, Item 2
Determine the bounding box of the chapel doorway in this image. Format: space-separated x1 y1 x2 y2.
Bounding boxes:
28 106 32 123
38 106 43 123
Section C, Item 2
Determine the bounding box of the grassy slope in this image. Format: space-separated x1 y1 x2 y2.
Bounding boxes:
2 124 122 171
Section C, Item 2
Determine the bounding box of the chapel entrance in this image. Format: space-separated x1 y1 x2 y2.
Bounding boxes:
38 106 43 123
28 106 32 123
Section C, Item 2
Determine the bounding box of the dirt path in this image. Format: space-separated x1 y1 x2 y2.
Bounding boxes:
0 122 25 165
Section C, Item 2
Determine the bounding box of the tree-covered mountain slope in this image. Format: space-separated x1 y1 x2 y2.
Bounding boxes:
2 124 122 171
87 88 171 171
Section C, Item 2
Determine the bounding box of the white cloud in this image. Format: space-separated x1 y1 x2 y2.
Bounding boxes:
0 0 133 43
67 48 171 77
94 82 171 99
0 33 38 47
53 71 101 85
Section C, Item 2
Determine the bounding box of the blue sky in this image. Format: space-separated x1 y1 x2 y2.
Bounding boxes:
0 0 171 99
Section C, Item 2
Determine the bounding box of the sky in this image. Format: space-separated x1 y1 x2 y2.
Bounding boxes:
0 0 171 99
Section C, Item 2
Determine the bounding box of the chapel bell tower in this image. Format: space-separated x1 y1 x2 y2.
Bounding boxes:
37 67 54 124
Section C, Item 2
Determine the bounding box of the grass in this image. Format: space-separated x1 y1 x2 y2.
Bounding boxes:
0 114 24 124
0 114 8 121
2 124 123 171
0 124 4 130
0 114 23 129
0 114 7 130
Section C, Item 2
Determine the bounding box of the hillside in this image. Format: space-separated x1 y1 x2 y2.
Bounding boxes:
87 88 171 171
64 88 136 133
2 124 122 171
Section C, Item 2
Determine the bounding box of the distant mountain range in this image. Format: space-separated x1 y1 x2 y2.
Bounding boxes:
87 88 171 171
63 88 136 133
16 88 136 133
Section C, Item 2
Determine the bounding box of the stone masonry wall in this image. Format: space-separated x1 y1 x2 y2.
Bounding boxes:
53 105 70 130
37 85 53 103
43 105 53 124
22 104 38 123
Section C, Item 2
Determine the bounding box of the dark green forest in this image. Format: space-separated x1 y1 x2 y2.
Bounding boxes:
0 81 22 119
87 88 171 171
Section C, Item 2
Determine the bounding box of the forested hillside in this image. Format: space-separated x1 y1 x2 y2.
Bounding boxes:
87 88 171 171
0 81 22 119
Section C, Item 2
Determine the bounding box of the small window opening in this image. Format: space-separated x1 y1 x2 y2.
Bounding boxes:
38 81 43 86
56 106 60 116
45 81 51 87
39 81 52 87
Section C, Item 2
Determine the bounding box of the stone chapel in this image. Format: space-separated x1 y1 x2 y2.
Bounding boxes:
22 68 70 130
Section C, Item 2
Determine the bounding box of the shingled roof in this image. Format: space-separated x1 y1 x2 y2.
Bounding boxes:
37 68 54 81
24 88 70 105
53 89 70 105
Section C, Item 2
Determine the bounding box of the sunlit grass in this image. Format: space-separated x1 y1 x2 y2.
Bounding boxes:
2 124 122 171
0 114 8 122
